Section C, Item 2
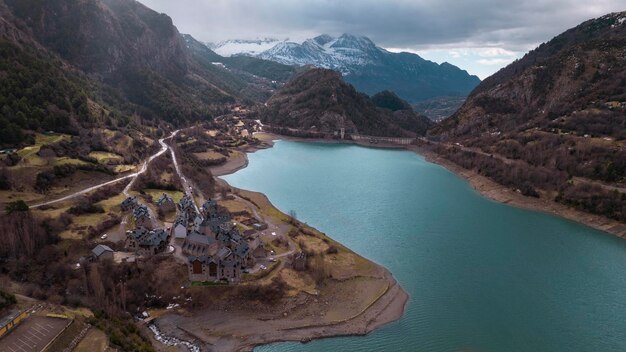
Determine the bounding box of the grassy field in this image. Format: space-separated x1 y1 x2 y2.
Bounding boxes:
113 164 136 173
219 199 250 214
296 233 330 253
57 194 126 240
53 157 89 167
194 150 226 161
143 188 184 203
280 268 317 296
238 189 289 223
88 151 123 164
252 132 275 142
16 133 71 166
74 328 110 352
0 190 44 204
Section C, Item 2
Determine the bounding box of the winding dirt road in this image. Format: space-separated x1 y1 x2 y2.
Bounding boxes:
167 131 201 214
29 130 179 209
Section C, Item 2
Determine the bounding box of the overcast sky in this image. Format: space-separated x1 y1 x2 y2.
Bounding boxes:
139 0 624 79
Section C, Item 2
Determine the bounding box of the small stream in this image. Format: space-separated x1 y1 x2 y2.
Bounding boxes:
148 323 201 352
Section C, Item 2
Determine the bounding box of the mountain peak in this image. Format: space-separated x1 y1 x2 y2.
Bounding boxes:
331 33 377 50
262 68 432 137
258 33 480 102
313 34 334 46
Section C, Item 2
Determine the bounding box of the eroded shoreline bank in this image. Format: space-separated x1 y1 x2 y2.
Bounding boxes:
153 138 409 352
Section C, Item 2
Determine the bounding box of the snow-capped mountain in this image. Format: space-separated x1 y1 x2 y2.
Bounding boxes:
258 34 382 75
208 38 286 57
257 34 481 102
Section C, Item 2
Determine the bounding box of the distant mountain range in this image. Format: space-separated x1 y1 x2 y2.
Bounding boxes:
213 34 481 104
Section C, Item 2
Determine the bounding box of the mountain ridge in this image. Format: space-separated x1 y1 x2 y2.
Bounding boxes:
0 0 299 147
430 11 626 223
220 33 481 103
261 68 433 137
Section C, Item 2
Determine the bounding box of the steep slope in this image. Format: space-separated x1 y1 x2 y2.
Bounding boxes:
0 0 138 147
184 35 296 83
1 0 261 126
434 12 626 141
261 68 430 137
371 91 433 136
430 12 626 223
412 96 467 122
258 34 480 103
183 34 297 102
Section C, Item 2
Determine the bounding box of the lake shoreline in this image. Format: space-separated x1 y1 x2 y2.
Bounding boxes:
157 139 409 352
253 133 626 239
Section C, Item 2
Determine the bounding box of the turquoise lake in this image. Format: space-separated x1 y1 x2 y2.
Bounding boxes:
222 140 626 352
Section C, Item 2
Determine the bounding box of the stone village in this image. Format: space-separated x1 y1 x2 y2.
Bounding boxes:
91 192 270 283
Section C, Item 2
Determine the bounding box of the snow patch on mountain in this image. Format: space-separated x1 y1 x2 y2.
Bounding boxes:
258 34 381 75
208 38 286 57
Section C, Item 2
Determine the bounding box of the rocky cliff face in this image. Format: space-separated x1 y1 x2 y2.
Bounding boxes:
5 0 190 78
0 0 273 126
261 68 432 137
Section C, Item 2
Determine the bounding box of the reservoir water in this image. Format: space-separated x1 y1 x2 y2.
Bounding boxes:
222 140 626 352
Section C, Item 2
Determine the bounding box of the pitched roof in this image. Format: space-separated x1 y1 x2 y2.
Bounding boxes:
188 255 214 264
127 227 149 239
186 232 215 246
121 196 137 207
216 247 232 260
174 215 188 227
139 229 168 247
178 195 195 210
92 244 114 257
133 205 150 220
234 241 250 257
156 193 174 206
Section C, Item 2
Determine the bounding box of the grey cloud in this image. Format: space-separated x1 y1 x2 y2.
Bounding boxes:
139 0 624 51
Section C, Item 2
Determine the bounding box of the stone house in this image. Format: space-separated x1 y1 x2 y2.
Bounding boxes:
186 205 251 283
121 196 138 211
182 232 219 257
92 244 114 261
156 193 176 213
172 215 188 239
247 237 267 260
178 195 197 220
125 227 169 256
133 205 151 229
187 247 243 283
293 251 307 271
